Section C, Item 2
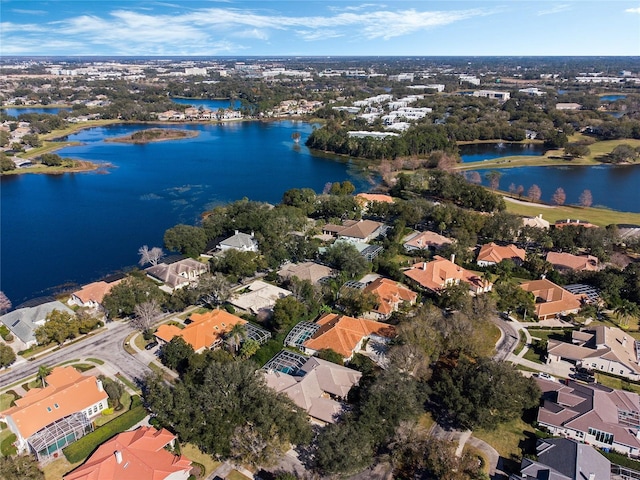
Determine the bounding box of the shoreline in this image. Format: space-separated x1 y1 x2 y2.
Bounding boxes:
105 128 200 144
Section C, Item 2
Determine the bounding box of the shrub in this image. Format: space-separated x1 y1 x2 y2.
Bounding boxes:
0 433 17 456
63 398 146 463
101 407 115 416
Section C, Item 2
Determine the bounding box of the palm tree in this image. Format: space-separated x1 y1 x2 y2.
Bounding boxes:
37 365 52 388
225 323 247 354
614 300 640 329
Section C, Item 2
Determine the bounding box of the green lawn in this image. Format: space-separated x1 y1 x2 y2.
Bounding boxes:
513 330 527 356
595 373 640 395
523 329 572 364
86 357 105 365
93 391 132 427
43 457 81 480
227 470 251 480
180 444 221 477
474 417 537 466
0 393 17 411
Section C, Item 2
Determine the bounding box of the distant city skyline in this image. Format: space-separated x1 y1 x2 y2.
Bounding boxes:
1 0 640 57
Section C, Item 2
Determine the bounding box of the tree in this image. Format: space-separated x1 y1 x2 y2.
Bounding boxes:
0 291 11 314
102 276 165 319
138 245 164 266
103 378 124 410
225 323 247 354
485 171 501 190
336 288 378 317
195 273 230 308
579 189 593 207
0 344 16 368
271 296 305 333
322 242 369 279
614 300 640 329
0 154 15 172
132 299 162 334
39 153 62 166
37 365 52 388
609 144 639 164
317 348 344 365
164 224 207 257
159 337 194 374
0 455 44 480
466 171 482 185
552 187 566 206
35 310 78 345
516 184 524 197
564 143 590 158
527 184 542 202
239 338 260 359
431 357 541 430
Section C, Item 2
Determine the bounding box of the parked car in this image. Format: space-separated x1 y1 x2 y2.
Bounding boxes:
536 372 556 381
145 341 158 350
572 372 595 383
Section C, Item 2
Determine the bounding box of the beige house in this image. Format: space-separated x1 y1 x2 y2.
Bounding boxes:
145 258 209 292
403 256 492 295
546 252 599 273
476 242 526 267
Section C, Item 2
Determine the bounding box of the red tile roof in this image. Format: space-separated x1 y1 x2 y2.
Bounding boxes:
363 278 417 316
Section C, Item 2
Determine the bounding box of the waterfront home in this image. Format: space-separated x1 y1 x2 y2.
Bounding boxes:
322 219 386 244
145 257 208 293
536 377 640 456
403 256 492 295
293 313 395 361
354 193 394 211
513 438 610 480
547 325 640 381
546 251 599 273
362 277 417 320
522 214 550 230
402 230 453 252
278 261 334 285
229 280 292 316
68 278 123 310
264 357 362 425
0 366 108 460
554 219 597 229
476 242 526 267
217 230 259 252
519 278 582 320
0 300 75 349
64 426 192 480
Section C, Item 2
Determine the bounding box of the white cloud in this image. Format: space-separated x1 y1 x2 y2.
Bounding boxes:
11 8 47 15
625 7 640 14
233 29 270 41
537 4 571 16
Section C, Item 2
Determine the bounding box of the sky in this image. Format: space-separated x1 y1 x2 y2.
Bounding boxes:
1 0 640 57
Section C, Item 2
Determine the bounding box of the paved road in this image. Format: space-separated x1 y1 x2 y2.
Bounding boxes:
0 321 152 389
492 316 520 362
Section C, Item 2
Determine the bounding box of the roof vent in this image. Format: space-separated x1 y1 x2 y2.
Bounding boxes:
115 450 123 464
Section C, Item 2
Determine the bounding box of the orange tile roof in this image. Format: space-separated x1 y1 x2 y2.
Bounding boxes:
403 231 452 249
363 278 417 316
154 309 246 351
64 426 192 480
546 252 599 272
72 280 122 305
520 278 582 319
304 313 395 358
403 256 489 293
477 243 526 264
355 193 395 204
1 367 108 439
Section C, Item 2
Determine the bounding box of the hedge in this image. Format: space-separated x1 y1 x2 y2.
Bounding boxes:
63 396 147 463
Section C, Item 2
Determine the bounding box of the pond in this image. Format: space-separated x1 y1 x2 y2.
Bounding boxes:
2 107 70 116
600 95 627 102
170 98 242 110
459 142 547 163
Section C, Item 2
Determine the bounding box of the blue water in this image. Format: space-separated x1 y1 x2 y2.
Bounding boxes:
600 95 627 102
2 107 70 117
459 143 546 163
171 98 242 110
473 164 640 212
0 121 371 304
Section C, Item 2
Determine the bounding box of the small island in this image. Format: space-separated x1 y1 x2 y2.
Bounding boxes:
107 128 199 144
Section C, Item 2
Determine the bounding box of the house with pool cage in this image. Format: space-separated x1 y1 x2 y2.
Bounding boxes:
0 366 108 461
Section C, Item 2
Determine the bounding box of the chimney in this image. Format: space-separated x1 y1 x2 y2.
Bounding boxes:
538 214 543 219
250 231 254 237
235 229 239 235
96 379 103 392
589 474 595 480
422 262 427 271
115 451 123 464
450 254 456 264
623 337 628 348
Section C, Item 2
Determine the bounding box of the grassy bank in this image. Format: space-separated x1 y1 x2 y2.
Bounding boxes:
455 138 640 171
503 199 640 227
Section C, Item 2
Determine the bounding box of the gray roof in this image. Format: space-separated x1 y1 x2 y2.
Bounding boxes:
219 231 258 250
0 301 74 344
519 438 610 480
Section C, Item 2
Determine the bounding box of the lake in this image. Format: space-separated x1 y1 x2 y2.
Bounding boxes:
459 142 546 163
2 107 71 117
600 95 627 102
0 121 372 304
475 164 640 212
171 98 242 110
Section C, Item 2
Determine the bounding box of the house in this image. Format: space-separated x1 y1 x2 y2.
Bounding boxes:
322 219 386 243
512 438 611 480
555 219 597 229
476 242 526 267
355 193 394 211
0 366 108 460
546 252 599 273
547 325 640 380
64 426 192 480
362 278 417 320
68 278 123 310
522 214 550 230
519 278 582 320
402 231 453 252
297 313 395 360
403 256 492 295
0 300 75 348
555 103 582 111
145 258 209 293
229 280 292 316
155 309 248 353
264 357 362 425
278 262 334 285
217 230 259 252
535 377 640 456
